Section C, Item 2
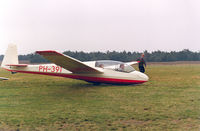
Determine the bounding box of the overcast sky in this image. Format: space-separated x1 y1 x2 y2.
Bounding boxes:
0 0 200 54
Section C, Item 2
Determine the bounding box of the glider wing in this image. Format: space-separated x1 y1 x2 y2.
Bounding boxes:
36 50 103 74
126 61 139 67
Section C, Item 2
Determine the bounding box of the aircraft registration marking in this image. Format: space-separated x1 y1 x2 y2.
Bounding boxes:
39 65 62 73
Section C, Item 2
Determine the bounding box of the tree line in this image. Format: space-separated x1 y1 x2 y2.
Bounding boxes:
0 49 200 63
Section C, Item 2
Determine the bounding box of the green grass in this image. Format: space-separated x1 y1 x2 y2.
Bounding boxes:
0 64 199 130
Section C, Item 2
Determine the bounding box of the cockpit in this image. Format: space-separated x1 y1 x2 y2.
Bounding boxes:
95 60 135 73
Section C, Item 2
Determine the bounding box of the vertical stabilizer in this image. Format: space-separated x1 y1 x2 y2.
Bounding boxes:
1 44 18 67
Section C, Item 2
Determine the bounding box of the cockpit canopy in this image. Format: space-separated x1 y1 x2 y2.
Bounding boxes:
95 60 135 73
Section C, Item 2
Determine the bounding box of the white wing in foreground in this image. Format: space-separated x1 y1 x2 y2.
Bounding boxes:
36 50 103 74
0 77 9 80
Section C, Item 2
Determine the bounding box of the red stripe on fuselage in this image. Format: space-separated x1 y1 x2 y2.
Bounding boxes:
4 68 147 84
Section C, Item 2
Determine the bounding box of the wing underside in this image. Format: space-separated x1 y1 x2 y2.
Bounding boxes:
36 50 103 74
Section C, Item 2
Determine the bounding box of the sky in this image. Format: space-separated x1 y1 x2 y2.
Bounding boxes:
0 0 200 54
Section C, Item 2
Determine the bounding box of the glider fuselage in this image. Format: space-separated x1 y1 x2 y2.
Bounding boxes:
4 62 148 85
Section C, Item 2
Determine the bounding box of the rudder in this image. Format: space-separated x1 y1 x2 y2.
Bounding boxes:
1 44 19 67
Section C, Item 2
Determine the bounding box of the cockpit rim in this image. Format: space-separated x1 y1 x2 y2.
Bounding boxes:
95 60 135 73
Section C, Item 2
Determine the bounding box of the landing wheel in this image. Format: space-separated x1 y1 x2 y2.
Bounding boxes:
85 81 101 85
92 82 101 85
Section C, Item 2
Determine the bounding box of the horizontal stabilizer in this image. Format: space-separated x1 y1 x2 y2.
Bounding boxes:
6 64 28 67
36 50 103 74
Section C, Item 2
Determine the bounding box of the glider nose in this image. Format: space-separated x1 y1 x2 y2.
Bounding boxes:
135 71 149 81
141 73 149 81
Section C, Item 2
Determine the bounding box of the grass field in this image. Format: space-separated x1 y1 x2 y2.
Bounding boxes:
0 64 199 130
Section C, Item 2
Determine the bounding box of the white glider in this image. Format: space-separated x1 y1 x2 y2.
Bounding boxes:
1 44 149 85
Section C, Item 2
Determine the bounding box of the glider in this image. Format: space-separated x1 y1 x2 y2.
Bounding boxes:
1 44 149 85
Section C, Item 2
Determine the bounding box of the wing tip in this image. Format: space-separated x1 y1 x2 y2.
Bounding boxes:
36 50 64 56
36 50 57 54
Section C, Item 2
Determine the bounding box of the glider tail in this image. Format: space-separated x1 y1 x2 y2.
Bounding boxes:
1 44 19 68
